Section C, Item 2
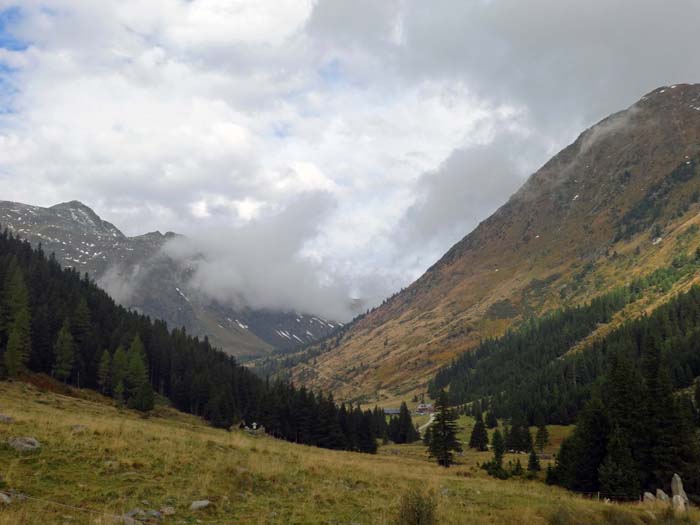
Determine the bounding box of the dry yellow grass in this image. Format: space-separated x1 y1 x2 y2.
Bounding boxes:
1 381 694 524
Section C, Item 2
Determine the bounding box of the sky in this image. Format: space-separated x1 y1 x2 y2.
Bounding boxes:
0 0 699 320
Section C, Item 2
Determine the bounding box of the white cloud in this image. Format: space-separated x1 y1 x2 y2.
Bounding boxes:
0 0 699 319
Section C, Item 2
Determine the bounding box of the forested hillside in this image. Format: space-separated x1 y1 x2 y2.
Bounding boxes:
0 228 380 453
432 256 700 425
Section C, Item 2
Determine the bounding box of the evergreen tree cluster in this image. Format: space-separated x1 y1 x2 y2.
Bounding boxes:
0 230 380 453
387 402 420 444
547 348 700 500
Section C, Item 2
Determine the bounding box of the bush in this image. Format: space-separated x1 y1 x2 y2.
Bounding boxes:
395 487 437 525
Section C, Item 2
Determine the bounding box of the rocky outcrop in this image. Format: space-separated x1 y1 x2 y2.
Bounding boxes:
672 473 689 505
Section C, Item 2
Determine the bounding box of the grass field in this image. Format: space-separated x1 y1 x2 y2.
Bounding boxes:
0 379 696 524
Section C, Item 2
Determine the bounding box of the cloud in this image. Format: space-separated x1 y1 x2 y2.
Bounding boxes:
0 1 699 318
162 192 361 321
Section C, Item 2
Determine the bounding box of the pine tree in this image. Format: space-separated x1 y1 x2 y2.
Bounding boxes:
535 424 550 453
125 335 149 402
468 412 489 451
427 390 462 467
485 411 498 429
395 402 419 443
527 449 540 472
52 320 75 382
111 345 128 393
114 380 125 407
98 350 112 394
1 264 31 377
5 303 31 377
491 429 505 469
598 426 640 500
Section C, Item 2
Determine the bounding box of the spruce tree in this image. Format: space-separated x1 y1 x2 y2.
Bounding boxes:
491 428 505 469
535 424 550 453
527 449 540 472
485 411 498 429
468 412 489 451
2 264 31 377
598 426 640 500
427 390 462 467
98 350 112 394
114 380 125 407
125 335 149 402
111 345 128 393
5 303 31 377
396 402 419 443
52 320 75 382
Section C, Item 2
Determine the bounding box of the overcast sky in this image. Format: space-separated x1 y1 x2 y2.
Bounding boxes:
1 1 699 320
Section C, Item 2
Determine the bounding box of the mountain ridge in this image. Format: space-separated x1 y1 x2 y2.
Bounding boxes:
0 200 339 358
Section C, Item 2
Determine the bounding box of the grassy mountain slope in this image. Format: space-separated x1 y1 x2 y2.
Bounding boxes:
289 84 700 403
0 379 688 525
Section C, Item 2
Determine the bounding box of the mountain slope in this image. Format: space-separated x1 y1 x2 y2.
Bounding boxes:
0 200 338 358
290 83 700 402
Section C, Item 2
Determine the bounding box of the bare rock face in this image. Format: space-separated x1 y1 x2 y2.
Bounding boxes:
7 437 41 452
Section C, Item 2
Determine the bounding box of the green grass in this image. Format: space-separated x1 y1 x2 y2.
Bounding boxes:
0 379 692 524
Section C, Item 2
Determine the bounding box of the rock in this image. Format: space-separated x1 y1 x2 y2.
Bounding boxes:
125 508 146 518
189 500 210 510
0 493 11 505
672 494 686 513
7 490 27 502
656 489 670 502
643 491 656 503
8 437 41 452
0 415 14 424
672 473 689 504
146 509 162 519
160 506 175 516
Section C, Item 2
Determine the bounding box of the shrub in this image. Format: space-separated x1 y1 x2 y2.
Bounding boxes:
395 487 437 525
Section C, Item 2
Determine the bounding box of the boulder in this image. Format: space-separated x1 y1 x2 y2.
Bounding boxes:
8 437 41 452
672 473 689 505
189 500 210 510
0 493 11 505
672 494 686 513
0 415 14 424
643 492 656 503
160 506 176 516
656 489 670 502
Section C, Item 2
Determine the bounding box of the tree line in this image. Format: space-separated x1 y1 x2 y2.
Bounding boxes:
0 229 381 453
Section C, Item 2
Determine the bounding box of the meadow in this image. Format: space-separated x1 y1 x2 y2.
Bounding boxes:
0 379 695 524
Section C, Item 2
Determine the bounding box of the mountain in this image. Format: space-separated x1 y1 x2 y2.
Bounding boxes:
0 200 339 359
288 83 700 403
